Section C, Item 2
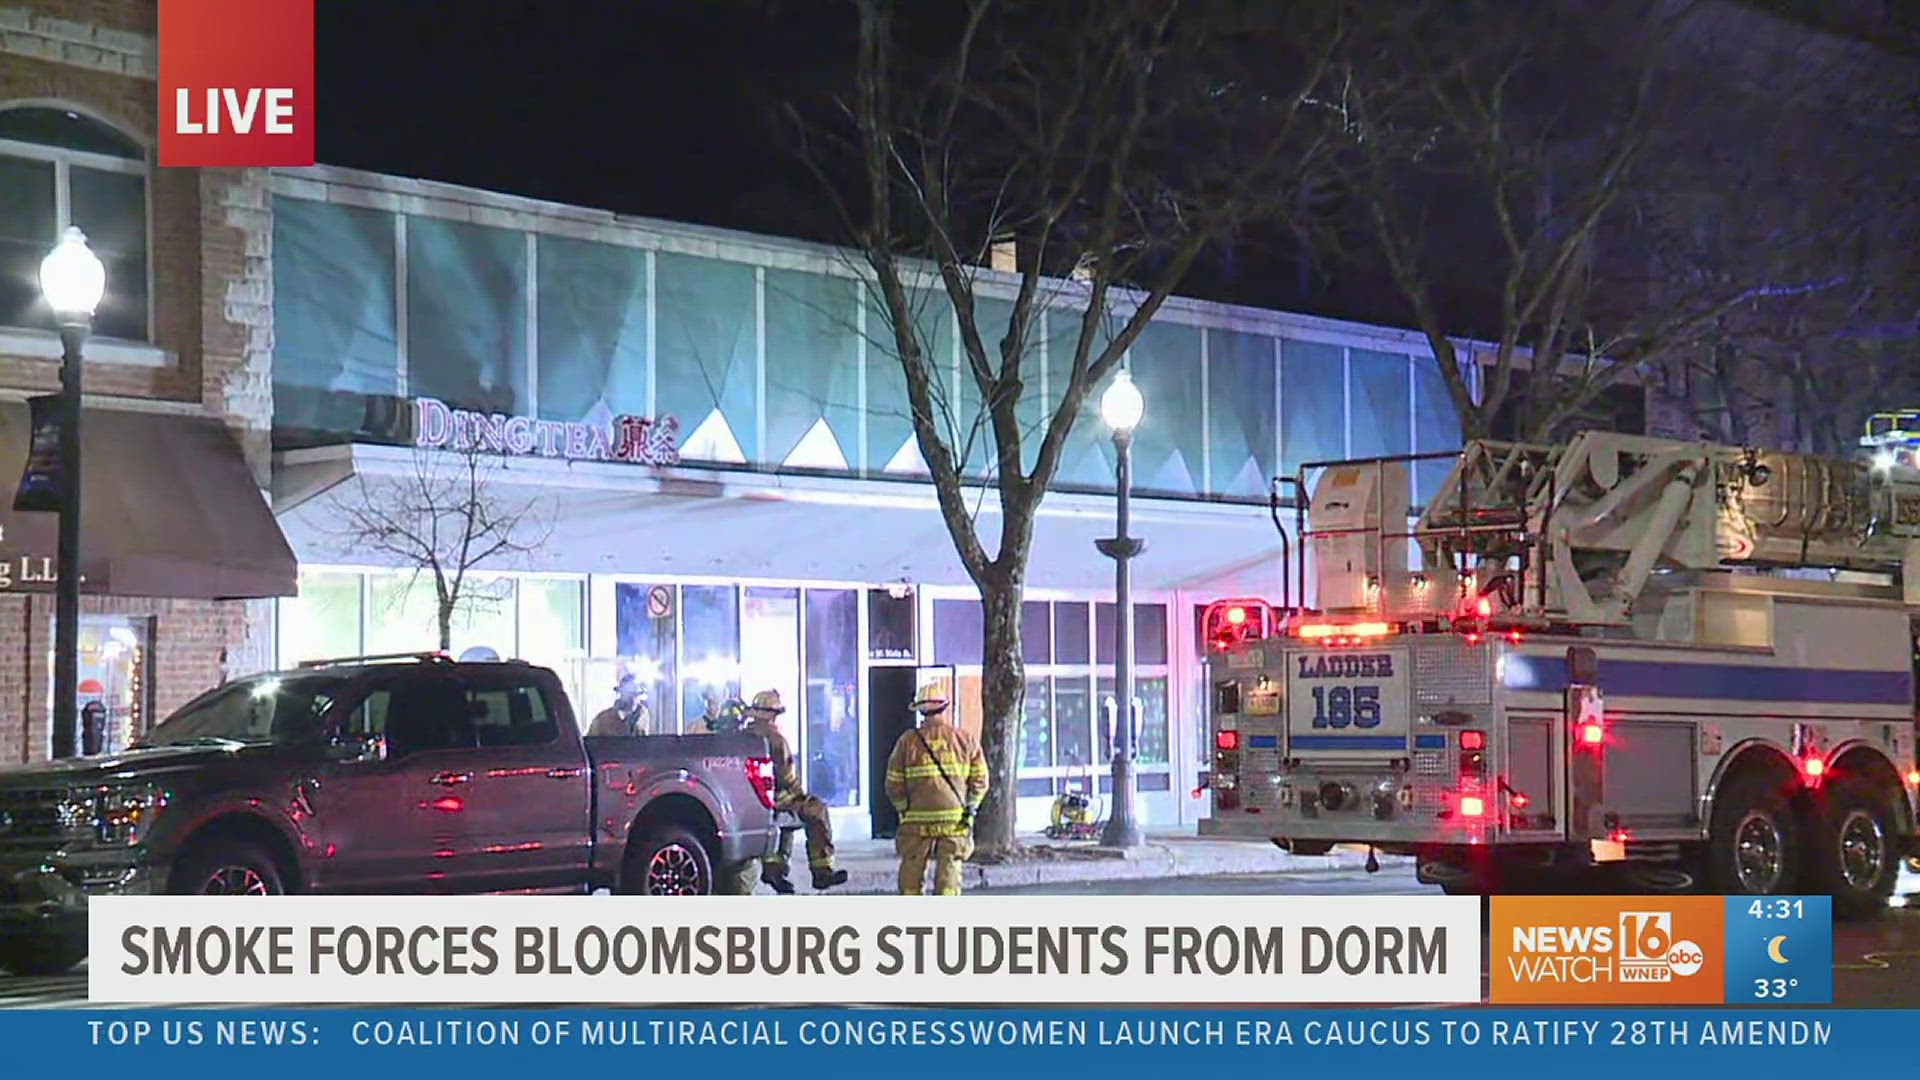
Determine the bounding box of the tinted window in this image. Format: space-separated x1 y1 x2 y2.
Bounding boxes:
467 678 560 748
144 676 343 746
379 679 474 756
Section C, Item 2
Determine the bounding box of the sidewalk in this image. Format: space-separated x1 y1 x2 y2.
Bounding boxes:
763 833 1405 895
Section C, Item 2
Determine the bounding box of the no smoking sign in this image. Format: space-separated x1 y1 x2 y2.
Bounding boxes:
646 585 672 620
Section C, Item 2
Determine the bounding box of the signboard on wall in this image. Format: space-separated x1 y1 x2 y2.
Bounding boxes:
13 394 65 514
412 397 681 466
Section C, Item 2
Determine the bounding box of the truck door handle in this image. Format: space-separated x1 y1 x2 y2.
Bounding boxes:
547 767 585 780
430 771 472 787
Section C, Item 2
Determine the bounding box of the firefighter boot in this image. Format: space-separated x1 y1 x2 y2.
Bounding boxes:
812 868 849 890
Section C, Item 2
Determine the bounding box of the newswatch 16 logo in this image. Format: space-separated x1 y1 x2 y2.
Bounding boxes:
1490 896 1726 1004
158 0 315 167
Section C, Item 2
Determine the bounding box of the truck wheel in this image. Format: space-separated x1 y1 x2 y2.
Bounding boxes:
170 840 287 896
1704 770 1802 897
1808 778 1898 921
623 824 715 896
0 936 87 976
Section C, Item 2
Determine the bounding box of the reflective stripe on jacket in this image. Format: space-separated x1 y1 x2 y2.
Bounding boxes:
748 719 803 806
885 718 989 834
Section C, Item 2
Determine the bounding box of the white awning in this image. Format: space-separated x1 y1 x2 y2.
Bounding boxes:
273 444 1295 595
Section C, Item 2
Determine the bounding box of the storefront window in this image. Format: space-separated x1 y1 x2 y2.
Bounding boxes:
1054 602 1090 664
613 583 679 732
931 598 983 666
365 572 515 657
280 570 363 665
1020 676 1052 770
680 585 741 728
803 589 860 807
520 578 586 710
868 589 915 660
1095 602 1170 665
1021 601 1051 665
1054 675 1093 771
51 616 152 758
742 587 800 744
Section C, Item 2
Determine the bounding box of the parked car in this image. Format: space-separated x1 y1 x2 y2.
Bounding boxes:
0 653 783 976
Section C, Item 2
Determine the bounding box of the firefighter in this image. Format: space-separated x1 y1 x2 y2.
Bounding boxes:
743 690 849 892
885 688 989 896
587 673 650 736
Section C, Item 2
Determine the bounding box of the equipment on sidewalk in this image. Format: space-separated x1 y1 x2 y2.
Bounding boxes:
1045 758 1103 841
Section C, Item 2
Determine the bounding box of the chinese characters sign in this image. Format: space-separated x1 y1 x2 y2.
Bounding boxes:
412 398 680 466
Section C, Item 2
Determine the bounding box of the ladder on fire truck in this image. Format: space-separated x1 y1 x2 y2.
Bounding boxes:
1402 431 1920 629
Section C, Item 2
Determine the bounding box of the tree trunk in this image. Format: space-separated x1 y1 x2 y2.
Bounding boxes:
970 572 1026 859
437 605 453 652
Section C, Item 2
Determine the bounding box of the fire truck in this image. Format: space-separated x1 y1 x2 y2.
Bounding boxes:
1199 431 1920 919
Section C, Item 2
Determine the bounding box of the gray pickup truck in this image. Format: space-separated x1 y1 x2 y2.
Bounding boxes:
0 653 782 976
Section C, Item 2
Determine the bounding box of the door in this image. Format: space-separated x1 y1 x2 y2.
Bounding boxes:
457 669 593 891
310 676 482 893
866 666 921 839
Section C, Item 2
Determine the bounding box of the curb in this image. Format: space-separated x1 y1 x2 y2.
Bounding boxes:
773 845 1410 896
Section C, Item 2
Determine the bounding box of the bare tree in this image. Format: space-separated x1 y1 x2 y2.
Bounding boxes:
1317 0 1756 442
326 446 555 652
786 0 1342 855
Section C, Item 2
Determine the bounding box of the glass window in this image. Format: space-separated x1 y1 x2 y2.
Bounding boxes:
613 583 678 733
1053 675 1093 770
365 572 512 656
655 253 757 465
1280 339 1346 477
766 268 861 470
406 215 528 416
1042 306 1121 489
741 587 800 746
0 108 148 340
803 590 860 807
1129 320 1204 496
142 673 342 749
1020 601 1051 665
867 589 915 660
1095 602 1169 666
1413 353 1466 506
69 166 146 342
1206 329 1277 498
932 598 984 666
518 578 585 704
466 678 560 748
53 615 152 758
953 295 1029 478
1138 676 1170 766
863 287 952 475
1349 348 1411 462
271 197 402 444
280 570 363 665
535 234 649 424
1019 676 1052 772
680 585 741 726
379 680 474 756
1053 601 1090 664
0 155 56 330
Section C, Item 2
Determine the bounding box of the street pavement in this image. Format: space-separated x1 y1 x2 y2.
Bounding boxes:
5 867 1918 1008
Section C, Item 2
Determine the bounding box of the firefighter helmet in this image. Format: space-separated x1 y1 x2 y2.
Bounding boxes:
748 689 786 715
911 688 949 715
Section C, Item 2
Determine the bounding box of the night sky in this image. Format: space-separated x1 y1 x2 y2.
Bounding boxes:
315 2 843 236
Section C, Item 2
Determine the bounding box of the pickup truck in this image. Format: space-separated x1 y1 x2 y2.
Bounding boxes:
0 652 783 976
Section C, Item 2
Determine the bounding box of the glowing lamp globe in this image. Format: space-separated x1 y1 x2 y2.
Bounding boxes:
39 227 106 321
1100 369 1144 432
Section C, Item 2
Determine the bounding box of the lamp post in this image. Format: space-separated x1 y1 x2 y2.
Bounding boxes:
40 227 105 760
1095 369 1146 848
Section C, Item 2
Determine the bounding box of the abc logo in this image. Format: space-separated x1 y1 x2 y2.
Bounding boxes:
1666 941 1704 977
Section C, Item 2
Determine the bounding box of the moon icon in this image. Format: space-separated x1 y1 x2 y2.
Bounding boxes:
1767 935 1790 964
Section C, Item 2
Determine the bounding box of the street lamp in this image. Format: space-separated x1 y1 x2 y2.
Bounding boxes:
40 227 104 760
1095 369 1146 848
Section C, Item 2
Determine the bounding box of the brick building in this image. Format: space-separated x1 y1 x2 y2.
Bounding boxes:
0 1 295 763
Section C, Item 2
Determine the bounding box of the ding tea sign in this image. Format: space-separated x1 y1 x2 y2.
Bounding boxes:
413 398 680 466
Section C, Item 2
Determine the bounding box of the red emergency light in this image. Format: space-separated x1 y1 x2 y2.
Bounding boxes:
1800 753 1827 787
1215 730 1239 751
